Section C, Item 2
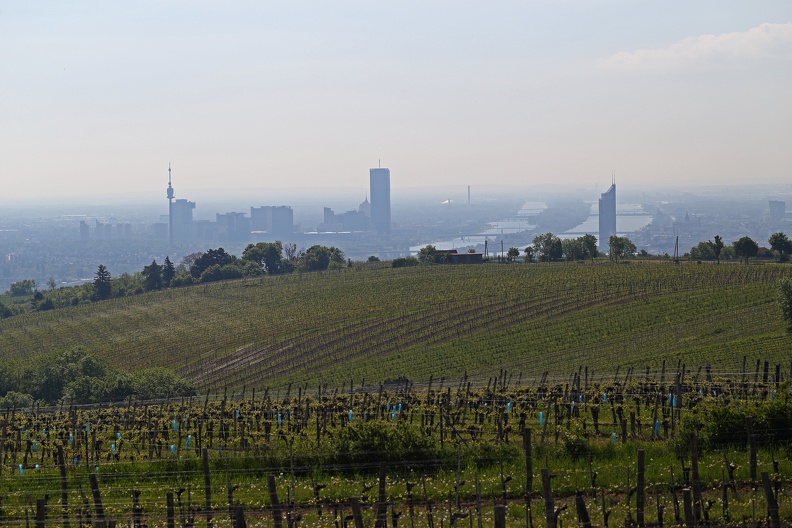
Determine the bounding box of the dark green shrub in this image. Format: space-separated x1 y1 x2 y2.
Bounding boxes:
392 257 419 268
681 386 792 451
332 421 439 469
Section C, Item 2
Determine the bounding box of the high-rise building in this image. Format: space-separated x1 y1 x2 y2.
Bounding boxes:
172 199 196 242
166 164 196 244
370 167 391 234
769 200 786 223
251 206 294 238
598 182 616 249
216 212 250 242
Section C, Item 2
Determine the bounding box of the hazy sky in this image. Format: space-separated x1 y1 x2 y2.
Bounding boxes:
2 1 790 202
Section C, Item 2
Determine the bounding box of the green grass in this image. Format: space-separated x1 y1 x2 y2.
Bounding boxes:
0 261 790 390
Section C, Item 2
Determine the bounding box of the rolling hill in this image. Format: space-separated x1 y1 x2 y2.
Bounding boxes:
1 260 790 390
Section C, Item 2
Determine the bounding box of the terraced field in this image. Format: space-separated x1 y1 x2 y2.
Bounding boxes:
0 261 790 390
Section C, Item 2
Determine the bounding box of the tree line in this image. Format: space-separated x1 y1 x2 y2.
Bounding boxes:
0 347 195 406
1 242 345 316
689 232 792 264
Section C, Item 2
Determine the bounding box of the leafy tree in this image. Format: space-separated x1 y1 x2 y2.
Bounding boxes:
37 297 54 311
22 347 107 403
417 245 438 263
242 241 284 274
523 246 535 263
31 291 44 309
6 279 36 297
93 264 113 300
561 238 586 261
769 232 792 262
47 278 57 291
581 234 598 260
689 241 716 261
779 277 792 331
113 272 143 297
162 256 176 287
506 247 520 262
283 242 298 262
712 235 724 263
190 248 236 278
142 260 163 291
367 255 381 262
0 391 34 409
199 265 223 283
608 236 636 262
532 233 562 262
733 236 759 265
300 245 345 271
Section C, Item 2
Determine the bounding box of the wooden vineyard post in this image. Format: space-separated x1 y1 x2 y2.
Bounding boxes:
745 417 757 484
573 492 591 528
268 475 283 528
636 449 645 528
721 468 730 523
689 433 702 523
227 478 239 522
131 490 143 528
234 505 246 528
523 428 533 528
203 448 213 528
669 466 680 524
375 462 388 528
493 504 506 528
350 497 365 528
762 472 780 528
35 498 45 528
655 488 664 528
89 473 106 528
476 472 483 528
167 492 175 528
682 489 694 527
57 444 70 528
540 468 555 528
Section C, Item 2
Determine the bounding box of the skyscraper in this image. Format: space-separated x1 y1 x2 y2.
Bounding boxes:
250 206 294 238
172 199 196 242
370 167 391 234
167 164 196 244
598 182 616 250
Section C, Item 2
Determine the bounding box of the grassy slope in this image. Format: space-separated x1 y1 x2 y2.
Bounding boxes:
0 261 790 389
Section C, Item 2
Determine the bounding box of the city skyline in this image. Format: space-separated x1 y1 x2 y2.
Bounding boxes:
1 2 790 201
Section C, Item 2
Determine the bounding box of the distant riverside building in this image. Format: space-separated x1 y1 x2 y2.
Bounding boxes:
370 167 391 234
769 200 786 223
251 206 293 238
79 221 89 241
598 182 616 249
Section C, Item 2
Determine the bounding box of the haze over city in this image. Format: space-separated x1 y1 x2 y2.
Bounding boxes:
1 1 791 204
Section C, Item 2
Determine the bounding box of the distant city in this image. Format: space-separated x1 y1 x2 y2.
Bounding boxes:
1 165 791 292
